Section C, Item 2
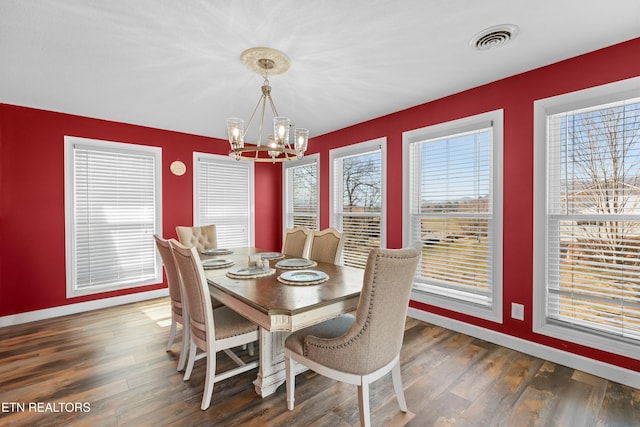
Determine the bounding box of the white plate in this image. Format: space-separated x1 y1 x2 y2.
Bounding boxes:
276 258 314 268
202 258 233 268
280 270 328 283
260 252 284 259
201 248 233 256
228 266 270 276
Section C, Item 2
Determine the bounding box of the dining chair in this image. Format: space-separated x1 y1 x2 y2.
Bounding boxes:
169 239 259 410
282 226 311 258
176 224 218 253
308 227 345 264
154 235 190 372
284 244 421 427
176 224 224 309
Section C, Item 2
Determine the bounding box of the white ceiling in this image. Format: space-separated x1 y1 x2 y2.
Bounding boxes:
1 0 639 141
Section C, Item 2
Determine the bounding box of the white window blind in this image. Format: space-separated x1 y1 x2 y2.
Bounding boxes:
331 139 386 269
404 110 503 322
283 155 319 230
545 97 640 341
65 137 162 297
194 153 254 248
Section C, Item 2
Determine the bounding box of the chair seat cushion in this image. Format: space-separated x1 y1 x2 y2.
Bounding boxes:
285 314 356 356
213 306 258 340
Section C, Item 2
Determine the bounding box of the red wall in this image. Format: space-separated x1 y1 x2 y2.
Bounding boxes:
0 106 280 316
2 37 639 372
307 38 640 371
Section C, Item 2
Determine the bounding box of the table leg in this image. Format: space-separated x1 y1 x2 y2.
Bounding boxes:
253 327 307 397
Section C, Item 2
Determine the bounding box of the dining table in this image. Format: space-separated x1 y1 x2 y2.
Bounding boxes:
202 247 364 398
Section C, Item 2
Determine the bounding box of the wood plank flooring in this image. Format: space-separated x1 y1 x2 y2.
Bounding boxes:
1 298 639 426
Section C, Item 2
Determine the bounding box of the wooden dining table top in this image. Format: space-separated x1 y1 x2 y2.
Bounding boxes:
203 247 364 316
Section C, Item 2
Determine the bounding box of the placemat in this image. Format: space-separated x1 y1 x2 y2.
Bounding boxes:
275 260 318 270
226 268 276 279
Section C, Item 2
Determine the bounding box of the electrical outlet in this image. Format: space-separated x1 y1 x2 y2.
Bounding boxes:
511 302 524 320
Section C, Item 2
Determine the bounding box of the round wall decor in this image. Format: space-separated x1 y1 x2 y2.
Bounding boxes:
170 160 186 176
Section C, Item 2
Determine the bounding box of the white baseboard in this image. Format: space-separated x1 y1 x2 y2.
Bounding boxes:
0 288 169 328
407 307 640 390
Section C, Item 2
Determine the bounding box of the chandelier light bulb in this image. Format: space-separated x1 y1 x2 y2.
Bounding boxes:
273 116 291 145
226 117 244 149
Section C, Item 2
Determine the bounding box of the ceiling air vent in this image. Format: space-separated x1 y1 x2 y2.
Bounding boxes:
470 24 519 51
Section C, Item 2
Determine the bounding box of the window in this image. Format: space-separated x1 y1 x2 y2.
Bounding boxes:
64 137 162 297
283 153 319 230
534 77 640 358
330 138 386 268
194 152 254 248
403 110 503 322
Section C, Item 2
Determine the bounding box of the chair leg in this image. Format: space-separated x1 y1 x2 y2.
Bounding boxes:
391 362 408 412
166 319 177 351
201 349 216 410
357 380 371 427
183 341 197 381
285 352 295 410
177 324 189 372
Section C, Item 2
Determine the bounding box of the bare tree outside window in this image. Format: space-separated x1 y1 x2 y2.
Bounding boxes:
551 100 640 337
336 151 382 268
343 154 381 212
289 163 318 229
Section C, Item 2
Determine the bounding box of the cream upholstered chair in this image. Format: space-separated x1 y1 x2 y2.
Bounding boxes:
308 227 345 264
282 226 311 258
284 244 421 427
176 224 224 309
154 235 189 371
169 239 259 410
176 224 217 252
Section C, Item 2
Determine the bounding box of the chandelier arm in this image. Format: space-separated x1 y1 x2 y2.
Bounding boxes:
257 92 268 146
268 94 280 118
244 93 266 143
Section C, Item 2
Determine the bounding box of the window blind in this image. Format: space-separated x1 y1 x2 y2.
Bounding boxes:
332 145 383 269
284 160 318 230
408 126 495 306
546 98 640 340
66 139 161 296
195 154 253 248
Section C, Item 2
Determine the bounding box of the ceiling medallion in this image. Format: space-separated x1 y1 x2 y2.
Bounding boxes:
226 47 309 163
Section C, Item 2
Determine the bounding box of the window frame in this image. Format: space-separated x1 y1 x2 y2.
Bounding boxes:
282 153 320 231
533 76 640 359
64 136 163 298
193 152 255 248
403 110 504 322
329 138 387 268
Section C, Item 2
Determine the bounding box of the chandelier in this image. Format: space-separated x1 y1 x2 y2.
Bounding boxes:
226 47 309 162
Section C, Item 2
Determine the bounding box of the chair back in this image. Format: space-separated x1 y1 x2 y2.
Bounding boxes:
282 226 310 258
304 245 420 374
308 227 345 264
154 235 184 318
176 224 217 252
353 245 420 372
169 239 214 350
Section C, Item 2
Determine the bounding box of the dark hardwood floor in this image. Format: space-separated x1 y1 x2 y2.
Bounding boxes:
1 298 639 426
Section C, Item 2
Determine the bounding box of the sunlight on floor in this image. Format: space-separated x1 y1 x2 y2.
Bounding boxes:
140 300 172 328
